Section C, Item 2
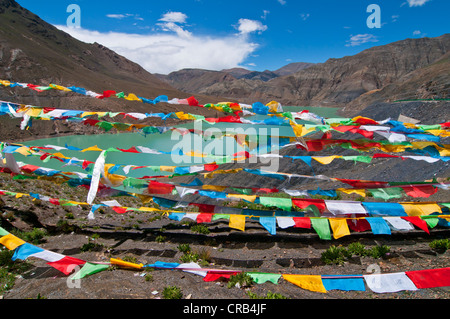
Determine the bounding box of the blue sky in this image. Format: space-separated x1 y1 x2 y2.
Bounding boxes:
16 0 449 74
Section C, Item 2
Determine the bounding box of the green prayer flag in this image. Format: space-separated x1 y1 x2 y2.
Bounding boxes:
342 156 372 163
248 272 281 284
231 188 253 195
0 227 10 237
310 218 332 240
96 121 114 132
369 188 404 201
421 216 439 229
212 214 230 221
259 197 292 211
71 262 110 280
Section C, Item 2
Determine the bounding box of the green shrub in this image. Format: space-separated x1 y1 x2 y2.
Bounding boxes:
227 272 254 289
190 224 210 235
177 243 191 254
347 242 369 256
163 286 183 299
369 245 391 259
321 245 352 265
429 239 450 251
179 251 199 263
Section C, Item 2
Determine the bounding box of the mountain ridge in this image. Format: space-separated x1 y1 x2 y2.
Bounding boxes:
159 34 450 107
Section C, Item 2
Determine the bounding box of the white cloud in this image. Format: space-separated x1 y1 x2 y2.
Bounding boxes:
413 30 421 35
159 11 188 24
236 19 268 35
278 0 286 5
56 25 259 74
261 10 270 20
407 0 431 7
106 13 143 21
345 34 379 47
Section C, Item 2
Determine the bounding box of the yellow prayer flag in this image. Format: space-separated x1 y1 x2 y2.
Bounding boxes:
160 166 175 172
15 146 32 156
266 101 281 112
81 112 99 118
229 215 246 232
49 84 72 92
125 93 142 101
312 156 339 165
202 185 228 192
25 108 43 117
81 145 103 152
110 258 143 269
0 234 26 250
401 203 442 216
137 207 159 212
226 194 257 203
282 274 327 293
336 188 366 197
329 218 351 239
290 121 316 137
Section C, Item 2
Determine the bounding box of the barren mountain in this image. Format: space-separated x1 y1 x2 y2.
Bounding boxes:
198 34 450 106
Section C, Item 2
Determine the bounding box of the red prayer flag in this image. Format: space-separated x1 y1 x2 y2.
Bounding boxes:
203 271 240 282
112 207 128 214
117 146 140 153
347 218 371 232
292 199 327 212
47 256 86 275
197 213 213 223
147 181 175 194
401 216 429 234
406 267 450 289
189 203 215 213
204 163 219 172
401 185 438 198
293 217 312 229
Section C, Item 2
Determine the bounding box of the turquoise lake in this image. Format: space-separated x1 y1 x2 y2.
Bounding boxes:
14 106 339 178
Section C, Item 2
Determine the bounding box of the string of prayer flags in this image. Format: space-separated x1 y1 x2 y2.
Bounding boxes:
3 226 450 294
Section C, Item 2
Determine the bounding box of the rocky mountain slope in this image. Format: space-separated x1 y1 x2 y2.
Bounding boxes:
166 34 450 107
155 63 315 96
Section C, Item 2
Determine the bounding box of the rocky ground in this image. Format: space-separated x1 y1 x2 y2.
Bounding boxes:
0 101 449 303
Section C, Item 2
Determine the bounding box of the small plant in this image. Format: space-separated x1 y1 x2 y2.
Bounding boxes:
65 212 74 219
369 245 391 259
347 242 369 256
429 239 450 252
321 245 351 265
144 273 153 282
177 244 191 254
163 285 183 299
179 251 199 263
190 224 210 235
155 235 166 243
227 272 254 289
80 234 103 252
